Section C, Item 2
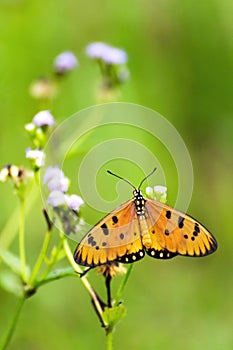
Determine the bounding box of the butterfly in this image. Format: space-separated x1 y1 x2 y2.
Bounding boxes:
74 168 217 268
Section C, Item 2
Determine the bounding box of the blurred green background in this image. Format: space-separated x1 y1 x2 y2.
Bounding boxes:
0 0 232 349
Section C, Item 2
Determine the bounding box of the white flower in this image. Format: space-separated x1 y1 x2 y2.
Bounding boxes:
145 186 153 196
25 123 36 132
65 194 84 211
47 191 66 207
0 167 9 182
32 110 55 127
47 176 69 193
44 166 64 184
25 148 45 167
154 186 167 196
53 51 78 74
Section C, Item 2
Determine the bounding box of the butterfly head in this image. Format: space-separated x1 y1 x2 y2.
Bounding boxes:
133 189 145 215
133 189 143 198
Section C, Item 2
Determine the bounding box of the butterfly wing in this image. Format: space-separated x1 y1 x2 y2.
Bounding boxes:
74 199 145 267
144 198 217 258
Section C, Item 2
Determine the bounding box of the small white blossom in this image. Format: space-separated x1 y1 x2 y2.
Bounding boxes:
0 167 9 182
47 176 69 193
145 186 153 196
65 194 84 211
53 51 78 74
25 148 45 167
25 123 36 132
32 110 55 127
44 166 65 184
154 186 167 196
47 191 66 207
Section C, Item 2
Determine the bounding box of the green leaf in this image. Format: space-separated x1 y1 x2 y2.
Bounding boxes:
0 270 23 296
102 305 127 331
0 249 30 278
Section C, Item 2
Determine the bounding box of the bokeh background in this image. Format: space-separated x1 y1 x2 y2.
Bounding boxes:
0 0 232 349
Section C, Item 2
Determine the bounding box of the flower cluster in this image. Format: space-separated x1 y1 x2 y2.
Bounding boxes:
44 166 85 235
145 185 167 203
86 42 130 91
25 110 56 170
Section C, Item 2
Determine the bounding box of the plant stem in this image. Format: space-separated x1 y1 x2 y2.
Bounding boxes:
0 183 38 251
106 329 113 350
29 229 51 284
63 237 107 327
0 294 26 350
115 264 133 305
38 239 64 281
34 267 77 288
19 199 27 283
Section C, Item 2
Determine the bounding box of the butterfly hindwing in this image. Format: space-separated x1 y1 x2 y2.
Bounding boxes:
144 198 217 258
74 199 144 267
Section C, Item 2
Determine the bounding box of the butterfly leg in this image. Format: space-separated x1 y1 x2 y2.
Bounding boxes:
79 266 93 278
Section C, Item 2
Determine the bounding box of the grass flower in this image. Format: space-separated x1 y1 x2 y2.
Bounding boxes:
32 110 55 127
65 194 84 211
29 77 57 99
25 148 45 168
146 185 167 203
53 51 78 75
44 166 65 184
86 42 128 65
47 176 70 193
47 190 66 207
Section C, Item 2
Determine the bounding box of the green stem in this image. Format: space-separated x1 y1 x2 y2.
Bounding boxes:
115 264 133 305
29 229 52 284
34 267 77 288
0 294 26 350
63 237 107 327
19 199 27 283
0 183 38 251
38 239 64 281
106 329 113 350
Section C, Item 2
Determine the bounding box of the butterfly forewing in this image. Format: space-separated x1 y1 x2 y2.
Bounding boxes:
145 198 217 258
74 199 144 267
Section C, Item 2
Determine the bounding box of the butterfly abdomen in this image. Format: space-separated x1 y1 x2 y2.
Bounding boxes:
134 189 152 249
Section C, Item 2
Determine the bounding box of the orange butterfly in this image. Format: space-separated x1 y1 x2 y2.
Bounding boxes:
74 169 217 267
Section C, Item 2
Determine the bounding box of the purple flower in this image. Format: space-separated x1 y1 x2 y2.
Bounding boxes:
86 42 110 59
44 166 64 184
102 47 128 65
32 110 55 127
25 148 45 167
47 176 69 193
53 51 78 74
47 191 66 207
86 42 128 65
65 194 84 211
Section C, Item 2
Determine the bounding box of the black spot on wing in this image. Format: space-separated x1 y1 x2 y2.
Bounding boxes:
178 216 185 228
112 215 118 224
101 223 109 235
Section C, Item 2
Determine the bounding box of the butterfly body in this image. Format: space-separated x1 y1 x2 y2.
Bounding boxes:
74 186 217 267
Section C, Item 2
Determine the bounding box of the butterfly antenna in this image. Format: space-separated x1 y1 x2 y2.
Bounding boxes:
107 170 135 189
138 167 157 189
